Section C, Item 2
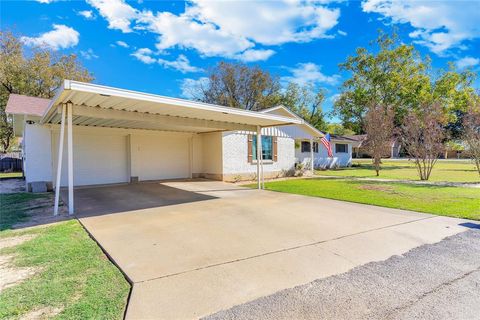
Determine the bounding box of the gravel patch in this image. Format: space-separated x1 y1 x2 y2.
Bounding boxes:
205 229 480 320
0 178 25 194
0 234 36 249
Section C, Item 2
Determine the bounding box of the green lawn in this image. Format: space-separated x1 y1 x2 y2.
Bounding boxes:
317 159 479 183
0 194 130 319
258 178 480 220
0 171 22 179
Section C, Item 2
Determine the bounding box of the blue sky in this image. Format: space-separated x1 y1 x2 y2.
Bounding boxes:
2 0 479 121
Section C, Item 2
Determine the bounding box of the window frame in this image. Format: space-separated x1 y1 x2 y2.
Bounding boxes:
301 141 318 153
252 135 274 161
335 143 348 153
301 141 310 153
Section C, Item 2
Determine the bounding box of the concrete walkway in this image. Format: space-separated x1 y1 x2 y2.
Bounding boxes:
75 180 475 319
314 175 480 188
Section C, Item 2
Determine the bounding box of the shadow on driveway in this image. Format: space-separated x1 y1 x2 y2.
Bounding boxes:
60 182 217 217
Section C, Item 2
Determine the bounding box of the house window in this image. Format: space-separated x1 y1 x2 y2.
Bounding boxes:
301 141 310 153
301 141 318 153
335 143 348 153
252 135 273 160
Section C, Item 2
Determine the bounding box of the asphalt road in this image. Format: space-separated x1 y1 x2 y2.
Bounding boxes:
204 228 480 320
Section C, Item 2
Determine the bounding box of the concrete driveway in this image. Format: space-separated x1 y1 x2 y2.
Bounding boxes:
75 180 474 319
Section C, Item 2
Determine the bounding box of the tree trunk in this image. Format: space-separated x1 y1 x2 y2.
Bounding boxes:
374 156 381 176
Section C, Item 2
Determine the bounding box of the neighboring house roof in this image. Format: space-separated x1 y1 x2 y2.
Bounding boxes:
346 134 401 148
345 134 367 141
329 134 357 142
6 94 51 117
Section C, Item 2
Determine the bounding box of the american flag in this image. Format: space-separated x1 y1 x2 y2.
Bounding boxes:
320 133 333 157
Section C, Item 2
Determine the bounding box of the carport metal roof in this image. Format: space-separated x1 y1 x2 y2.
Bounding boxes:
41 80 302 133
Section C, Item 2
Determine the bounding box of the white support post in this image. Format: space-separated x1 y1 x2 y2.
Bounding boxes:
256 126 261 190
310 138 314 175
53 104 66 216
189 134 194 179
67 102 74 215
260 131 264 189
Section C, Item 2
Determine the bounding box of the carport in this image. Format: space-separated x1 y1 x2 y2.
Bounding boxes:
40 80 301 215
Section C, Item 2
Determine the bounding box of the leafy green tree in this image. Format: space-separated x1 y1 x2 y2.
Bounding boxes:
325 123 355 135
334 31 476 133
0 31 93 152
279 82 327 131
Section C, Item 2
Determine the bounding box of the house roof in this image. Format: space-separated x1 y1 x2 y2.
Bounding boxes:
38 80 303 133
344 134 367 142
330 134 358 142
6 94 51 117
260 105 324 138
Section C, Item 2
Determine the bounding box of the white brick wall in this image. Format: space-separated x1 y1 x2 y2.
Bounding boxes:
222 132 295 176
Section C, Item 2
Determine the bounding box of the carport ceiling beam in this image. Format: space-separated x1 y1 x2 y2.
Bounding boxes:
71 105 258 132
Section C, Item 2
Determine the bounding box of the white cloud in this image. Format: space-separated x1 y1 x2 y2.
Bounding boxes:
362 0 480 55
131 48 156 64
131 48 201 73
21 24 79 50
115 40 129 48
180 77 209 98
456 56 480 69
185 0 340 45
338 30 347 36
78 10 95 20
157 55 202 73
282 63 340 87
86 0 138 33
88 0 342 61
328 93 341 102
137 10 254 58
235 49 276 62
80 48 99 60
36 0 54 3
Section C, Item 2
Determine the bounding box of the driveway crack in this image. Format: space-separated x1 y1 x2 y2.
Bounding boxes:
137 216 436 284
383 266 480 319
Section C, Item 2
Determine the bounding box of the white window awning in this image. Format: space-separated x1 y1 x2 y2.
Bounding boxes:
41 80 303 133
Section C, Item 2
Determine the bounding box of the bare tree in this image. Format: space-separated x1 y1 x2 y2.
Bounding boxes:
462 101 480 176
363 104 395 176
190 61 281 111
400 103 446 180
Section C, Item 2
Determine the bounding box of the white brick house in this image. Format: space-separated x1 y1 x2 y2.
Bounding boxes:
6 81 352 198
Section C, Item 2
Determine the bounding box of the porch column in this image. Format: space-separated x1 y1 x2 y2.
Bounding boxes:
310 138 314 175
67 102 74 215
189 134 194 179
256 126 261 190
260 130 264 189
53 104 66 215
